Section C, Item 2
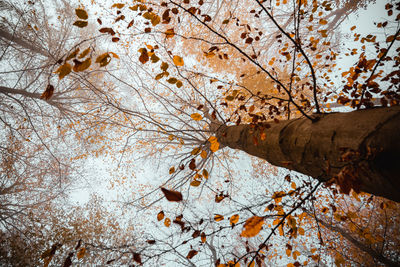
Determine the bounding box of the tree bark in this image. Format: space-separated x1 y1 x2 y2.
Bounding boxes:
216 106 400 202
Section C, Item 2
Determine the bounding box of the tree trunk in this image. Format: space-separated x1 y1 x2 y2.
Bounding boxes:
216 106 400 202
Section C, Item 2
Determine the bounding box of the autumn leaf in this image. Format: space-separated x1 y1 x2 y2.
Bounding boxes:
73 58 91 72
164 217 171 227
165 28 175 38
186 250 198 259
214 214 224 221
77 247 86 260
240 216 264 238
75 9 88 20
191 147 201 155
96 53 111 67
73 20 88 28
190 113 202 121
173 55 184 66
230 214 239 225
157 211 165 221
78 48 90 58
41 84 54 100
161 187 183 202
55 63 72 80
200 150 207 159
133 253 142 264
99 27 115 35
66 48 80 60
202 169 209 179
201 232 206 243
111 3 125 8
189 159 196 170
190 180 201 187
169 166 175 174
209 137 219 152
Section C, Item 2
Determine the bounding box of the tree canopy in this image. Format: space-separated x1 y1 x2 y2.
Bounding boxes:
1 0 400 266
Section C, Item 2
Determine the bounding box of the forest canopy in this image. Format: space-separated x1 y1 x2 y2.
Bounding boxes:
0 0 399 266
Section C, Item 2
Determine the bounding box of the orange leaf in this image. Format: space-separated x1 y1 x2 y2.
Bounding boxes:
230 214 239 225
186 250 198 259
240 216 264 237
164 217 171 227
190 113 202 121
169 167 175 174
173 55 184 66
161 188 183 202
165 28 175 38
214 214 224 221
202 169 209 179
111 3 125 8
201 232 206 243
157 211 165 221
190 180 201 187
77 247 86 260
200 150 207 159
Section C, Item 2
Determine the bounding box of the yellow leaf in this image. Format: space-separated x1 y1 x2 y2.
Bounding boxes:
319 19 327 25
75 9 88 20
191 113 202 121
291 182 296 189
293 251 300 260
173 55 184 66
169 167 175 174
214 214 224 221
287 263 295 267
77 247 86 260
55 63 72 79
164 217 171 227
230 214 239 225
157 211 165 221
190 180 201 187
202 169 209 179
240 216 264 238
200 150 207 159
286 248 291 257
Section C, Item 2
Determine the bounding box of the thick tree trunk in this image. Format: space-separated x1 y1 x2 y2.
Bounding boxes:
216 106 400 202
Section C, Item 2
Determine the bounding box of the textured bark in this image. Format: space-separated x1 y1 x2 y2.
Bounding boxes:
216 106 400 202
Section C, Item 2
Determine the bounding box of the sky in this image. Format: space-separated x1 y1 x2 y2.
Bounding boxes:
61 0 399 265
